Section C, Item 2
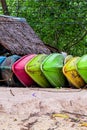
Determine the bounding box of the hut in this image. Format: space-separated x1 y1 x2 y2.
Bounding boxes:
0 15 51 56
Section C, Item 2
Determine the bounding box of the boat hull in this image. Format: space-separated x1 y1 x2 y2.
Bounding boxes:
0 56 6 85
25 54 50 87
63 57 85 88
41 53 66 88
0 56 6 64
12 54 36 87
77 55 87 83
0 55 22 86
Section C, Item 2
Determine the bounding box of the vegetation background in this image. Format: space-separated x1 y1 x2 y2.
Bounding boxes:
0 0 87 56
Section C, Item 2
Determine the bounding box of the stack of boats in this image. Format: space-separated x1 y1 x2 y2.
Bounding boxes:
0 53 87 88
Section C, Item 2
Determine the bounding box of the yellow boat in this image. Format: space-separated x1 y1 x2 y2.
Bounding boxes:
63 57 85 88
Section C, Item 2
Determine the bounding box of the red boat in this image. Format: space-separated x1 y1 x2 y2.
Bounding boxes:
12 54 36 87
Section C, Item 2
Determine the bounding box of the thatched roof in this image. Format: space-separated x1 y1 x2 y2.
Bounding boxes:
0 15 51 55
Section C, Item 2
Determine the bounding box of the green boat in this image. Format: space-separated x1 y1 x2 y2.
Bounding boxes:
25 54 51 87
41 53 66 88
76 54 87 83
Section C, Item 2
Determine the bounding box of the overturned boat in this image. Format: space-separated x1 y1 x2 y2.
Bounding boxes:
0 55 22 86
25 54 51 87
12 54 36 87
76 54 87 83
63 57 85 88
41 53 66 88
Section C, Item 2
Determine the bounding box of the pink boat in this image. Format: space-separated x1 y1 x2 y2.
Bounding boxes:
12 54 36 87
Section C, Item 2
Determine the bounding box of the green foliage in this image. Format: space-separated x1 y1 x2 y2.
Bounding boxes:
0 2 3 14
0 0 87 56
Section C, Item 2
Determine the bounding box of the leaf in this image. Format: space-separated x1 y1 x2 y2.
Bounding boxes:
80 122 87 127
52 113 69 119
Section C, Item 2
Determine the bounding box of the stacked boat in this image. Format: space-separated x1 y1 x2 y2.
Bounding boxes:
0 53 87 88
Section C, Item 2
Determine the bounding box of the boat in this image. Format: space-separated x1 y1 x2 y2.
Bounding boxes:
0 56 6 64
12 54 36 87
64 55 73 64
76 54 87 83
41 53 66 88
63 57 85 88
25 54 51 87
0 56 6 85
0 55 22 86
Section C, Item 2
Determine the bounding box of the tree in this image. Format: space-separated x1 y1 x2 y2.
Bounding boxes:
0 0 9 15
0 0 87 56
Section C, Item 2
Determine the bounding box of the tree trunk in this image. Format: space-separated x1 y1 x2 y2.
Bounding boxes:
0 0 9 15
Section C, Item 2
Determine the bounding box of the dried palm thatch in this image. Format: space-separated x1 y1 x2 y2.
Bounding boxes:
0 15 51 55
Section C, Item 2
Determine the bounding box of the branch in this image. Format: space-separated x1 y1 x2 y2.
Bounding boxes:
66 30 87 51
64 31 81 51
45 44 61 53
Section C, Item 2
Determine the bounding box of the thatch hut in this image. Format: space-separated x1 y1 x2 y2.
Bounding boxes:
0 15 51 56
